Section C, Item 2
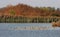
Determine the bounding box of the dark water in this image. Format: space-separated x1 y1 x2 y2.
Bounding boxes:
0 23 60 37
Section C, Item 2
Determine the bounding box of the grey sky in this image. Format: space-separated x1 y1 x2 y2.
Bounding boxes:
0 0 60 8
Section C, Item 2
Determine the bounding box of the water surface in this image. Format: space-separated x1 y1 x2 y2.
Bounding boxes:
0 23 60 37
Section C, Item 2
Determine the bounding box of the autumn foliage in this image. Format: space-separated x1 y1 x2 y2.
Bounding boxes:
0 4 60 17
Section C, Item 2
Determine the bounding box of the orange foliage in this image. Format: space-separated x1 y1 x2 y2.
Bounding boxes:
0 4 60 17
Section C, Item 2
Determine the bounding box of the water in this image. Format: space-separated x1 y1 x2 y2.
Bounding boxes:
0 23 60 37
0 23 51 29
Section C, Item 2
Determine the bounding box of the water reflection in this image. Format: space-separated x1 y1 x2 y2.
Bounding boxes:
0 23 60 30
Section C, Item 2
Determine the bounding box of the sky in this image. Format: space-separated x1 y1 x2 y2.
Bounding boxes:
0 0 60 8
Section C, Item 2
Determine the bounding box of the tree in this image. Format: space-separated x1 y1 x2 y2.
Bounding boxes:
9 9 15 16
51 14 59 16
57 8 60 11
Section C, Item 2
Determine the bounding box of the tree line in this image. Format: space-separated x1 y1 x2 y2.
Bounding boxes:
0 4 60 23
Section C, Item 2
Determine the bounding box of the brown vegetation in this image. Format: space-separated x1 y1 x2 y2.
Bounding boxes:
52 21 60 27
0 4 60 17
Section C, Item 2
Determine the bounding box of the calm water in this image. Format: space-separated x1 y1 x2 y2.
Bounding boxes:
0 23 60 37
